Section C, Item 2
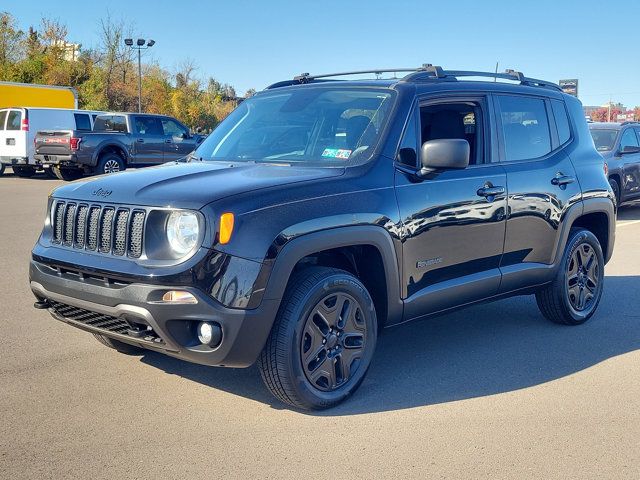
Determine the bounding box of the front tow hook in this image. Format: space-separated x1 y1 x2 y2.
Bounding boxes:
33 299 50 310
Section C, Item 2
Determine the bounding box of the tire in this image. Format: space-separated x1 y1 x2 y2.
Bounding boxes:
52 165 83 181
12 165 36 178
95 153 125 175
536 228 605 325
44 167 58 179
609 177 621 206
93 333 144 355
258 266 378 410
0 163 6 176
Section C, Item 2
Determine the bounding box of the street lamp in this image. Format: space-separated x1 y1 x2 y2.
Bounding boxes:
124 38 155 113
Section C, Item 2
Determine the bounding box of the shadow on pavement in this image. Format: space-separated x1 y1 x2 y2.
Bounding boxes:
140 275 640 415
617 203 640 221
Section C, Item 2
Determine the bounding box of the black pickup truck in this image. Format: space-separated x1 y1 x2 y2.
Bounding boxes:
34 113 204 180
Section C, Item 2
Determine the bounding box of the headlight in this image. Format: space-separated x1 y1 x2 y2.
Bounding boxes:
166 211 200 256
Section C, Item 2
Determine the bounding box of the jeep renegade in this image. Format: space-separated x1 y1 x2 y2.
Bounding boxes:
30 66 616 410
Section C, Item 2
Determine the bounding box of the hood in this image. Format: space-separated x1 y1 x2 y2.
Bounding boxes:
52 162 345 209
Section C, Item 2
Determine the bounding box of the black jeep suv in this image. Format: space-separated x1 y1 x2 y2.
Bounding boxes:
29 66 615 410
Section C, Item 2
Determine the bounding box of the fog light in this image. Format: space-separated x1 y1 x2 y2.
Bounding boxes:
162 290 198 304
197 321 222 347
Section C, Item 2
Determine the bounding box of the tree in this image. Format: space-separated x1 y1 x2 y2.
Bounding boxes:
244 88 256 98
0 12 24 75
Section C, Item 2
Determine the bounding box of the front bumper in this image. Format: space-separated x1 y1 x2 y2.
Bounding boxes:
29 260 279 367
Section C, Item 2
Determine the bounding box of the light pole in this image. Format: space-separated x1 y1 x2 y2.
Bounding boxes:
124 38 155 113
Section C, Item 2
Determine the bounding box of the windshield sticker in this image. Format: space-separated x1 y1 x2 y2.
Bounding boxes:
322 148 352 159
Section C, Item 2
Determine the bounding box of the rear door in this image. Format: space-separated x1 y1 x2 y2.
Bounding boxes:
132 116 165 164
161 117 196 161
494 94 582 292
2 109 27 161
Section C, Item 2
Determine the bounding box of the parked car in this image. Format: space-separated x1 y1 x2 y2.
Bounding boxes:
29 66 615 410
34 113 205 180
589 121 640 205
0 107 102 177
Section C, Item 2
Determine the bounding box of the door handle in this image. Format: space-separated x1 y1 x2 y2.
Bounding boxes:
137 138 144 143
477 185 505 198
551 174 575 186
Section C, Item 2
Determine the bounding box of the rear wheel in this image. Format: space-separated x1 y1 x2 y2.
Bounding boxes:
536 228 604 325
258 267 377 410
12 166 36 178
0 163 5 176
95 154 125 175
52 165 83 181
44 167 57 179
93 333 144 355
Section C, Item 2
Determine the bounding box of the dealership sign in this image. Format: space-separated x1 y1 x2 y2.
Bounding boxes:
559 79 578 97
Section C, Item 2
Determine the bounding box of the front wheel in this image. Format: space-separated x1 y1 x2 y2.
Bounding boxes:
258 267 377 410
12 166 36 178
609 177 621 206
536 228 605 325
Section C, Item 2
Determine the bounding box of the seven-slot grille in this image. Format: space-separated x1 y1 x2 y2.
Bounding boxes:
52 200 145 258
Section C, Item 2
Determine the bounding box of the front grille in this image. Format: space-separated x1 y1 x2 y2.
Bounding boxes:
52 201 145 258
49 300 164 345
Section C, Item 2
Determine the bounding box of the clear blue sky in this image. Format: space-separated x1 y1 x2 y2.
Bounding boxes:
5 0 639 107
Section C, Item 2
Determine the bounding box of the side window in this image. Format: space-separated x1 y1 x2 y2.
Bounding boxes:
551 99 571 145
6 110 22 131
397 108 418 167
498 95 551 161
619 128 639 151
134 116 163 135
74 113 92 132
0 110 7 130
111 115 128 133
420 102 484 165
161 118 187 137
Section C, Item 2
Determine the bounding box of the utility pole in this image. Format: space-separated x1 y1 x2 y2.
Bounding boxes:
124 38 155 113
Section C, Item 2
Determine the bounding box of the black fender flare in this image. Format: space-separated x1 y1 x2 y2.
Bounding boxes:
255 225 404 326
92 142 130 167
555 196 615 266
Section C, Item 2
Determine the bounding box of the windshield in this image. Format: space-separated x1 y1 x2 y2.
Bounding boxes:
590 129 618 152
192 87 395 166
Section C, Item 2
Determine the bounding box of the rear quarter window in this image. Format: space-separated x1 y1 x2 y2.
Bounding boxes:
551 100 571 145
0 110 7 130
74 113 92 131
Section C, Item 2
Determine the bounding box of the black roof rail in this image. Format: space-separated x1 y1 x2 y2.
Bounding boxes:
265 65 561 92
402 66 562 91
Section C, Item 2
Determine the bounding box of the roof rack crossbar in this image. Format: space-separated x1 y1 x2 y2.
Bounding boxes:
266 65 561 92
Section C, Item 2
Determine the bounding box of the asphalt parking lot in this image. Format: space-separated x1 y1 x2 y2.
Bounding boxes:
1 168 639 479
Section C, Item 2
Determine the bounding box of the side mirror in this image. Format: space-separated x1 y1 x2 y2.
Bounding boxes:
181 132 191 139
620 145 640 155
419 139 470 176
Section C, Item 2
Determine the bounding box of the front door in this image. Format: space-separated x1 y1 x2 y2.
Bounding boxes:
132 116 165 164
620 127 640 199
161 118 197 162
395 96 507 320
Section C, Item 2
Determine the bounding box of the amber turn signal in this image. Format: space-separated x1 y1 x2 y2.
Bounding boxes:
161 290 198 304
219 213 234 244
